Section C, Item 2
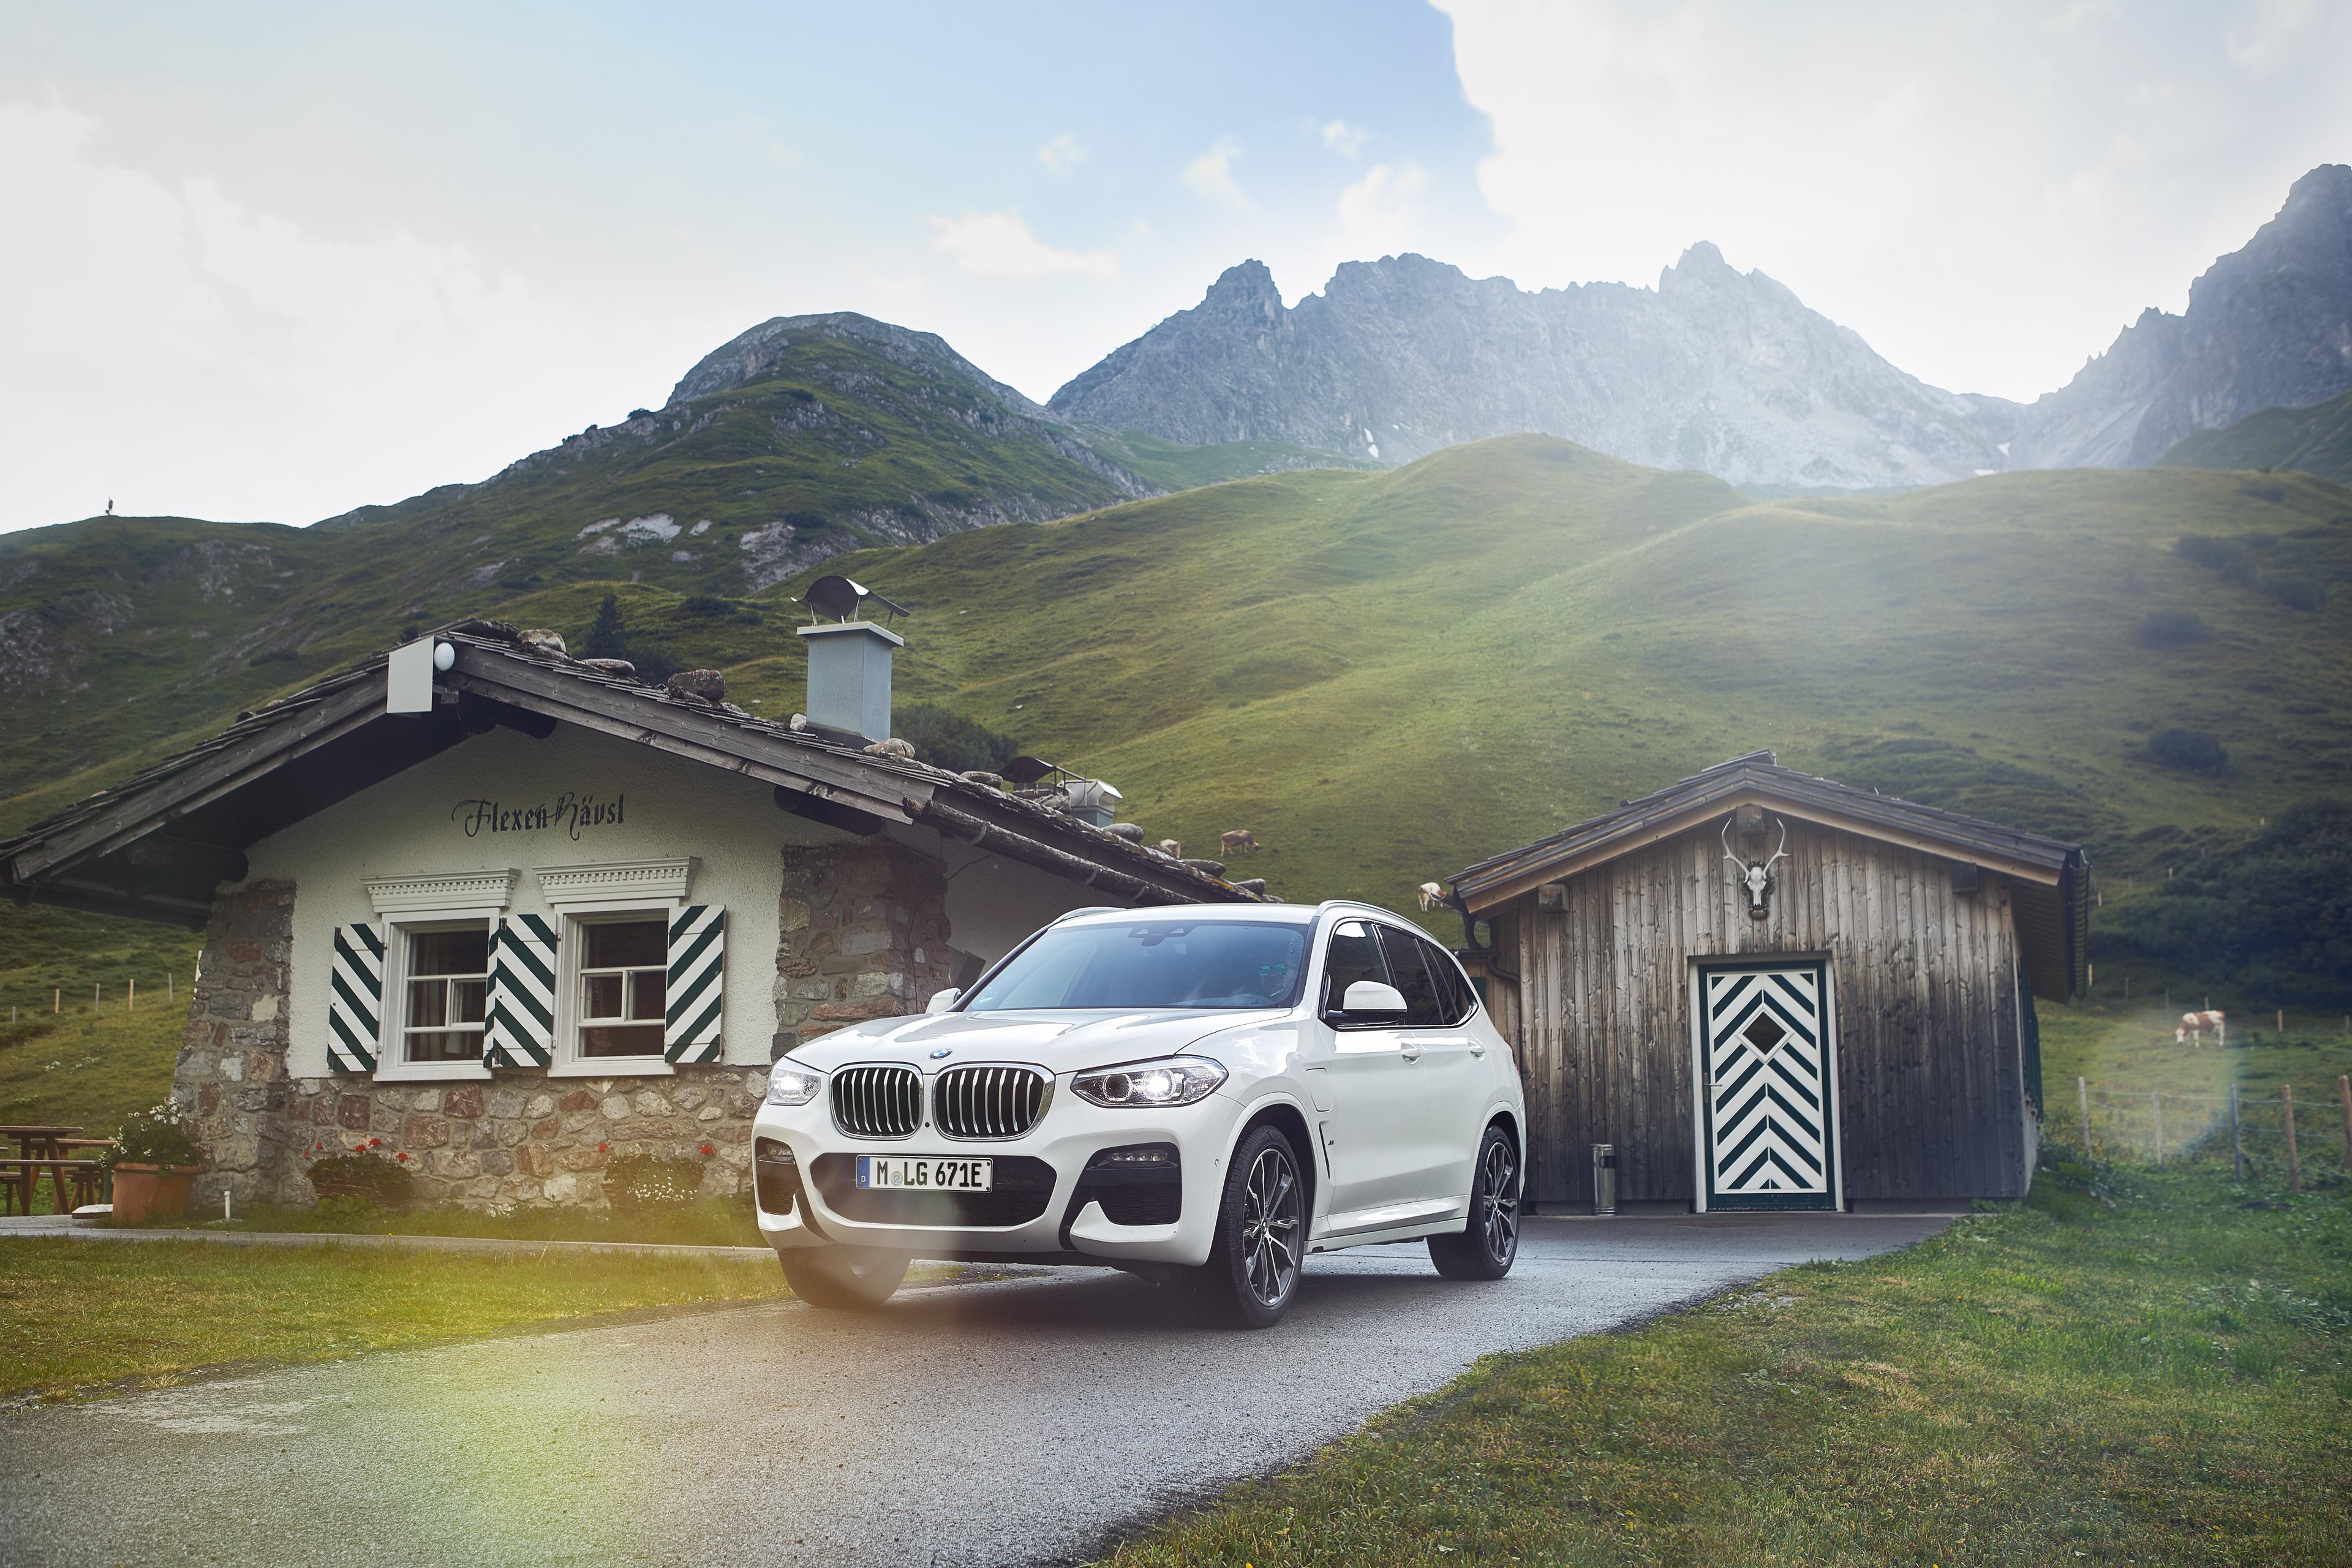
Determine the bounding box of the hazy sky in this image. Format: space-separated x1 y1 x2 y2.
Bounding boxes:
4 0 2347 532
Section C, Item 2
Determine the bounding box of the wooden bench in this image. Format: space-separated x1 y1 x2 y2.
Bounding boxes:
0 1158 104 1215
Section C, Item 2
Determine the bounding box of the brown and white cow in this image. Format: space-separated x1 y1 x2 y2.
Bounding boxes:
2175 1009 2226 1048
1219 828 1259 856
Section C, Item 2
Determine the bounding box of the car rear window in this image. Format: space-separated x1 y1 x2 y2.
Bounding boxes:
966 921 1312 1011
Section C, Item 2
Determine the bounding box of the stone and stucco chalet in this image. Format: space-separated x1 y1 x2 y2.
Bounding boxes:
0 618 1261 1210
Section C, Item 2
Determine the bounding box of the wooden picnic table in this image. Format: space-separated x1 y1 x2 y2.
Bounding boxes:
0 1124 99 1215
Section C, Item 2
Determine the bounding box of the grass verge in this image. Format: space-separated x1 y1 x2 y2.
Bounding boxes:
130 1194 768 1248
1098 1162 2351 1566
0 1237 782 1403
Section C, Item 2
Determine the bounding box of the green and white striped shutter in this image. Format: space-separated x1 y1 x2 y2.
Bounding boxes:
326 923 384 1072
484 913 559 1068
664 905 726 1063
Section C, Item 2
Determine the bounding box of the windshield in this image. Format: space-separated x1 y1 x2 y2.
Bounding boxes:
965 920 1311 1012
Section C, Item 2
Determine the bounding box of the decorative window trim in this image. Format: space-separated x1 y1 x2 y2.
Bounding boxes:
366 869 518 918
371 913 494 1083
534 857 698 911
548 906 678 1078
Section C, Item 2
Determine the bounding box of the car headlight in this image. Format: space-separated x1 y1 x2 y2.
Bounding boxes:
1070 1055 1227 1108
765 1062 824 1106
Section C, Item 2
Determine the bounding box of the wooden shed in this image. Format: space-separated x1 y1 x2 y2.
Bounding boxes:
1445 753 2087 1212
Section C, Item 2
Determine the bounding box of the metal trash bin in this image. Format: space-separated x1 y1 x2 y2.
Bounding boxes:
1591 1143 1617 1216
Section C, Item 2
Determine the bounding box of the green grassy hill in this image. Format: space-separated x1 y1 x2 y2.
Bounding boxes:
2159 386 2352 483
769 440 2352 910
7 436 2352 1036
0 318 1366 807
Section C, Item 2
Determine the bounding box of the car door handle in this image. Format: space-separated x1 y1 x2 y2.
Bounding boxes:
1399 1044 1423 1062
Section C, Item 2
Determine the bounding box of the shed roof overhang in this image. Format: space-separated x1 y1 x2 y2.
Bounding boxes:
1449 752 2089 1003
0 624 1262 926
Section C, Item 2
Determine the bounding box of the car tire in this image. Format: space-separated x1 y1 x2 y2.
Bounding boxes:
778 1245 911 1310
1190 1124 1307 1329
1430 1125 1520 1281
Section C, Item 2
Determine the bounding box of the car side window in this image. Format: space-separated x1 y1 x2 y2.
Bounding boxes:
1376 925 1446 1027
1419 936 1475 1025
1321 921 1389 1016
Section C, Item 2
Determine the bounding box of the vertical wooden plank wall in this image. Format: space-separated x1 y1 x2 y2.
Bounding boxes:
1512 820 2031 1206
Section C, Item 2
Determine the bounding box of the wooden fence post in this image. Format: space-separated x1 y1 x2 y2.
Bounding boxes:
2078 1076 2092 1152
52 988 59 1013
2152 1091 2164 1166
2231 1085 2245 1181
127 978 134 1012
2283 1085 2300 1196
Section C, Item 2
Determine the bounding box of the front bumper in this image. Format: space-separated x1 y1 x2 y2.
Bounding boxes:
751 1086 1242 1267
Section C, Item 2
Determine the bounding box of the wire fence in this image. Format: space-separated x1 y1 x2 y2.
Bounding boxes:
0 971 190 1027
2059 1074 2352 1193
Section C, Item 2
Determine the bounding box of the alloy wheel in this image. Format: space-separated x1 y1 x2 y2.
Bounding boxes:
1240 1143 1302 1306
1479 1139 1519 1261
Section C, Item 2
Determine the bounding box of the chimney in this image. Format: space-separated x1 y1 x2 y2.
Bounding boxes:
796 620 901 741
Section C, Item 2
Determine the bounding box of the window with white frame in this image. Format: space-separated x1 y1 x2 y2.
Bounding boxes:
575 914 668 1058
401 924 491 1063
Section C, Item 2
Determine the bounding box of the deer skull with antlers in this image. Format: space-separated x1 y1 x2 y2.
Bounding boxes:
1722 814 1789 921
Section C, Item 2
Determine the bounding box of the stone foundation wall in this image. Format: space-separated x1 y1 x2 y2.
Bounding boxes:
278 1069 767 1208
174 839 956 1210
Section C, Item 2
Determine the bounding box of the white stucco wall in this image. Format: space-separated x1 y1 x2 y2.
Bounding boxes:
247 723 841 1077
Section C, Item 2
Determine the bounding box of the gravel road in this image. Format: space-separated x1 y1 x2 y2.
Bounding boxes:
0 1213 1950 1567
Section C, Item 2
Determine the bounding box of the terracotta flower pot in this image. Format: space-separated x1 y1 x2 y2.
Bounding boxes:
111 1163 201 1225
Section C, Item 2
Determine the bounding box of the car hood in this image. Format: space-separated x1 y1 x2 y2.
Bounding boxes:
787 1008 1291 1074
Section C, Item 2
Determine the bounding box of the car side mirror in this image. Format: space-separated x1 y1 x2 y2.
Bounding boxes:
924 987 962 1015
1338 980 1408 1017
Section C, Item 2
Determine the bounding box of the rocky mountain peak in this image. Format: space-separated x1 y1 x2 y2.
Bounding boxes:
1050 245 2004 486
2011 164 2352 469
1200 258 1283 318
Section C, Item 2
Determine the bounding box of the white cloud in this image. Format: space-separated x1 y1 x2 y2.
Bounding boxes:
1432 0 2352 401
0 100 700 530
1336 162 1428 255
1038 132 1086 175
1319 118 1369 157
1182 137 1247 206
2226 0 2316 72
929 208 1119 280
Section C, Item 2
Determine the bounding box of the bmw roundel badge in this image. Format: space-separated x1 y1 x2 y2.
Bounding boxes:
929 1047 952 1059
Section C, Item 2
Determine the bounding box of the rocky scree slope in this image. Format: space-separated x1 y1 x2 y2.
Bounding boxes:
2158 384 2352 484
1050 247 2007 491
1051 167 2352 491
2013 164 2352 471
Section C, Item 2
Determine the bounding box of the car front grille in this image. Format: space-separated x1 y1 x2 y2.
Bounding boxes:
830 1065 924 1139
810 1154 1058 1227
933 1065 1050 1140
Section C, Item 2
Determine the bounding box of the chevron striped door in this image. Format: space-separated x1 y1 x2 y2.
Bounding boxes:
1694 960 1841 1211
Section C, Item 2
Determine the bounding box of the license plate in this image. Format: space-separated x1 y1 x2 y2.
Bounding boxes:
856 1155 993 1191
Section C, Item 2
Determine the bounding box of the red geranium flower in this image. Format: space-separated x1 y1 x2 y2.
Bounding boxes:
313 1141 323 1151
368 1137 383 1149
395 1152 409 1163
699 1143 714 1156
598 1142 609 1152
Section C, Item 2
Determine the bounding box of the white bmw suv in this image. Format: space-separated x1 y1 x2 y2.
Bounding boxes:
752 900 1525 1327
